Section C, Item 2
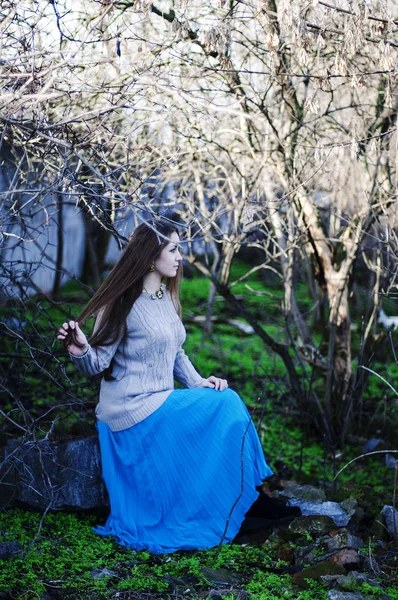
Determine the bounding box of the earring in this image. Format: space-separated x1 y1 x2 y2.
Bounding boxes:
149 263 155 273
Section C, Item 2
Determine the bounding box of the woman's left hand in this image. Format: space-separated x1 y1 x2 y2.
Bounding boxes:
199 376 228 391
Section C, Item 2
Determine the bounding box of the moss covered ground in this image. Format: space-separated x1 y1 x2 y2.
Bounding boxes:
1 508 398 600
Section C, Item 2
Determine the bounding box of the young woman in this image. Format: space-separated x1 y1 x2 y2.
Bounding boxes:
57 218 299 554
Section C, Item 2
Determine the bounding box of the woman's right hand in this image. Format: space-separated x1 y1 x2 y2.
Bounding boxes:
57 321 89 356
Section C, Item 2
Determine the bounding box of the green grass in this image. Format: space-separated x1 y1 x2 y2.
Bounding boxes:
1 508 396 599
0 510 280 599
245 571 328 600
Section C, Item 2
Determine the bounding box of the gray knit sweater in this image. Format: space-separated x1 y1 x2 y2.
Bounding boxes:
69 286 203 431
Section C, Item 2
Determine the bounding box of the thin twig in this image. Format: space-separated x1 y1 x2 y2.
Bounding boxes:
333 450 398 481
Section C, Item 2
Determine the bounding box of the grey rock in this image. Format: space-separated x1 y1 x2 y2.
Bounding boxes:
328 592 367 600
381 505 398 539
362 438 383 453
334 548 360 571
0 540 22 560
289 515 336 536
297 546 333 565
287 499 352 526
280 482 326 504
91 568 116 580
321 572 382 590
385 453 397 469
0 436 108 510
321 574 348 589
340 499 358 519
348 571 381 587
201 567 242 586
323 530 363 552
297 530 364 565
292 562 346 589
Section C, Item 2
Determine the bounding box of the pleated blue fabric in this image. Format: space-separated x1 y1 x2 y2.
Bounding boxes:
93 387 273 553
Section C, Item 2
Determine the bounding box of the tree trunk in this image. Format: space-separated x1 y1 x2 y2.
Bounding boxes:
325 277 352 440
296 191 366 445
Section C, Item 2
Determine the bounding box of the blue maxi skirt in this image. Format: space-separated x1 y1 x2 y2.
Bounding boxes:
93 387 273 553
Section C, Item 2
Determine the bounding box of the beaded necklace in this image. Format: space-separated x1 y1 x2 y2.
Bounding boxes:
142 285 164 300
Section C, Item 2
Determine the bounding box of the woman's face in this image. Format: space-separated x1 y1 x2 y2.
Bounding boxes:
154 231 182 278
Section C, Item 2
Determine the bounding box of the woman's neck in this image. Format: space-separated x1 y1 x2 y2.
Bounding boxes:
142 273 163 294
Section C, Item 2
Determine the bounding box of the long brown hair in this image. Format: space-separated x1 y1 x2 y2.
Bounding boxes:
64 217 182 354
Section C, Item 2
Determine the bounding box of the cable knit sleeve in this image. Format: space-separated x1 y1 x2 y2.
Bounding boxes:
69 340 122 375
69 311 123 376
173 346 203 388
